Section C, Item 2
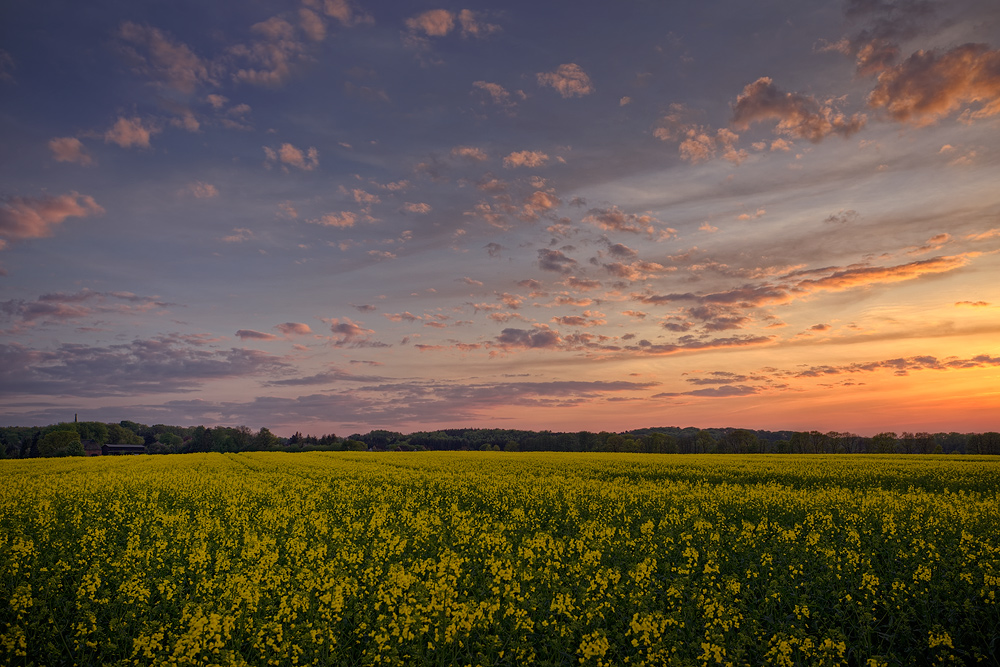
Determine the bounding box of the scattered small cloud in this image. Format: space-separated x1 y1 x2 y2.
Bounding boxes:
236 329 280 341
537 63 594 98
503 150 549 168
0 192 104 245
48 137 94 166
264 143 319 170
105 116 159 149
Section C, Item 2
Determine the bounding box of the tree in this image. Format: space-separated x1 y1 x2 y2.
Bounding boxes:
695 430 716 453
252 427 281 450
38 430 84 457
107 423 144 445
871 432 897 454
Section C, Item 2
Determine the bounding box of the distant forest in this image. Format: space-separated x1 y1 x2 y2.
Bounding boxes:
2 420 999 458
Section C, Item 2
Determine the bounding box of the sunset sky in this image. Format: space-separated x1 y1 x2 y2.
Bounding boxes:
2 0 999 436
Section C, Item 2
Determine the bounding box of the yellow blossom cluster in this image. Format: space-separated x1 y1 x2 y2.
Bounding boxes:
1 452 998 665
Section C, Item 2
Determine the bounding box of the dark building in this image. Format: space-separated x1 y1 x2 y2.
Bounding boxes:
101 444 147 456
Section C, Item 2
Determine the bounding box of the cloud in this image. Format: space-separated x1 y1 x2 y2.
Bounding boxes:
104 117 159 149
473 81 517 111
451 145 488 161
236 329 280 341
118 21 212 94
538 249 577 273
184 181 219 198
503 150 549 168
537 63 594 98
221 228 254 243
521 191 561 221
315 0 373 27
653 104 749 164
384 312 422 323
552 314 605 327
736 208 766 221
685 304 752 331
264 143 319 170
628 334 775 356
351 304 377 313
48 137 94 166
794 254 975 293
607 242 638 258
326 317 385 348
604 261 669 281
565 277 602 291
787 353 1000 379
868 44 1000 125
402 202 431 214
494 326 562 350
0 289 170 327
457 9 500 38
299 8 326 41
406 9 456 37
0 336 290 397
732 77 867 141
906 233 951 255
824 209 859 224
655 384 762 398
276 322 312 335
264 365 386 386
0 192 104 244
955 300 990 307
638 254 977 309
583 207 671 236
310 212 356 227
227 17 310 86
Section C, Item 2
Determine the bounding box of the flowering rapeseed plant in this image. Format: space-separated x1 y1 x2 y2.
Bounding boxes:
0 452 997 665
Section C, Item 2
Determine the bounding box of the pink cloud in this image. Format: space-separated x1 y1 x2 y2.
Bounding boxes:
276 322 312 335
868 44 1000 125
118 21 212 94
235 329 280 341
299 8 326 41
0 192 104 243
230 18 306 87
583 206 672 237
221 228 253 243
264 143 319 170
315 0 373 27
406 9 455 37
732 77 866 141
310 212 356 228
104 117 159 149
473 81 517 110
451 145 488 161
457 10 500 38
537 63 594 98
184 182 219 199
48 137 94 166
503 150 549 168
521 191 561 220
402 202 431 214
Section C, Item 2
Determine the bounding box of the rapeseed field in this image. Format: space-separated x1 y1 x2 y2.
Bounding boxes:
1 453 998 665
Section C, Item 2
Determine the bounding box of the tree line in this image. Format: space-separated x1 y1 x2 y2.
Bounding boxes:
1 420 999 458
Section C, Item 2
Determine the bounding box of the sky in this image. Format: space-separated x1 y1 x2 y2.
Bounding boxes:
1 0 999 437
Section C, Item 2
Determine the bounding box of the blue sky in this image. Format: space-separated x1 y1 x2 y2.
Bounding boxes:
2 0 999 435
